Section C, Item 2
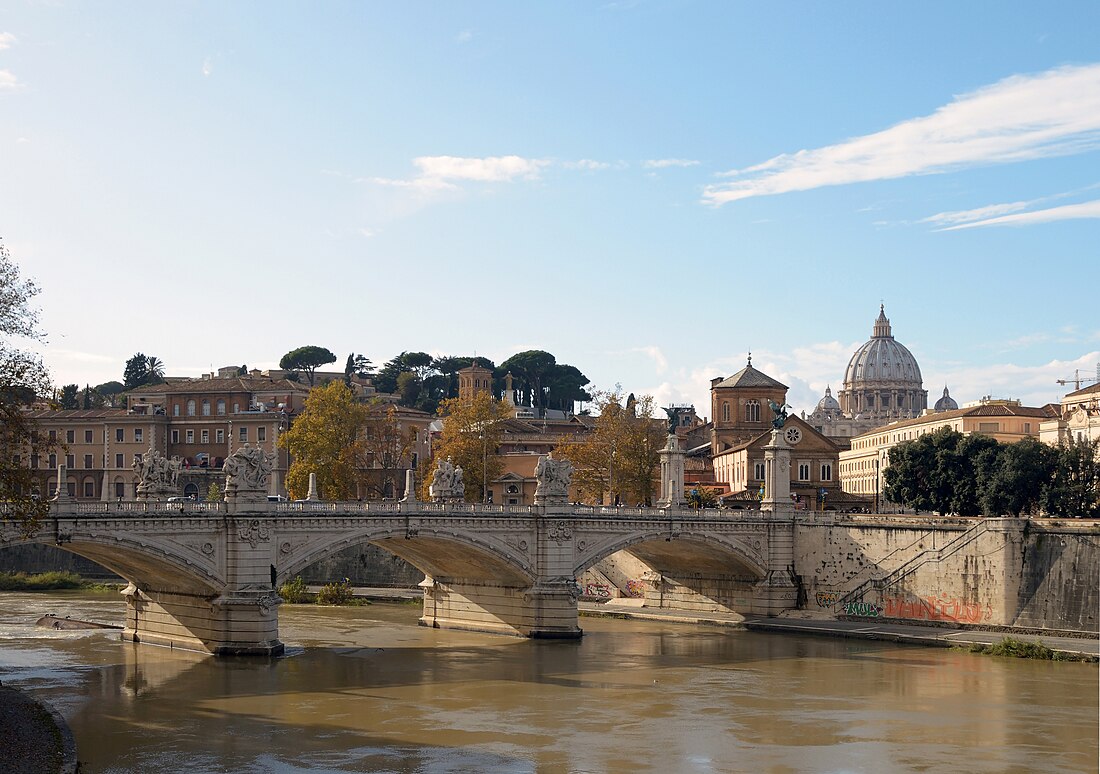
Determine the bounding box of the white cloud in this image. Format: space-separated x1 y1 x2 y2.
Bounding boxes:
0 69 21 91
937 199 1100 230
414 155 547 182
921 200 1032 227
202 58 213 77
643 158 700 169
0 32 16 51
358 227 376 238
455 29 474 44
565 159 611 171
703 63 1100 205
16 136 29 144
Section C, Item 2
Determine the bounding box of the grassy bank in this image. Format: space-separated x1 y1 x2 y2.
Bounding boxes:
968 636 1089 662
0 571 119 592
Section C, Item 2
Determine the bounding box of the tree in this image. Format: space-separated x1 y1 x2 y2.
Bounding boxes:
95 381 125 407
361 404 418 479
1042 436 1100 518
553 389 664 505
0 239 54 531
344 353 373 384
979 437 1056 517
58 384 79 410
499 350 557 412
396 371 421 407
146 356 166 384
278 381 368 500
429 392 511 502
279 345 337 386
123 353 151 389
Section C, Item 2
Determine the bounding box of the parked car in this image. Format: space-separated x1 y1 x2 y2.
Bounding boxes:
267 495 288 503
167 495 196 503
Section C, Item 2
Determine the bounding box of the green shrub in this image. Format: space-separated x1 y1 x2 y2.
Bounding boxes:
0 571 85 591
278 575 310 604
973 637 1055 660
316 579 354 605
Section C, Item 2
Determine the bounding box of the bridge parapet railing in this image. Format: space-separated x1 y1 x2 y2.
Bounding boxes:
65 501 228 516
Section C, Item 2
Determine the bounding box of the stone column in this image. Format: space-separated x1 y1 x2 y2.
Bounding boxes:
306 472 319 501
761 430 791 512
51 463 70 504
657 434 685 508
401 469 418 503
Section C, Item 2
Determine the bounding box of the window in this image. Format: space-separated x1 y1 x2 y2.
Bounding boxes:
239 427 248 442
798 463 811 481
978 422 999 433
66 430 75 443
202 400 211 416
173 403 180 417
257 427 266 442
49 453 57 468
115 453 124 468
84 454 93 469
134 428 143 443
49 429 56 441
820 463 832 482
753 462 766 480
171 430 179 444
1023 422 1031 434
722 402 730 422
85 430 93 443
187 400 196 417
233 403 240 413
186 430 195 443
116 428 124 442
67 482 76 497
30 454 38 469
115 482 125 498
746 400 760 422
216 429 224 443
201 430 210 444
217 400 226 415
83 480 94 498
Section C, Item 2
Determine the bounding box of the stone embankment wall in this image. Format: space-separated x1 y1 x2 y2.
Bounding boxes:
795 516 1099 634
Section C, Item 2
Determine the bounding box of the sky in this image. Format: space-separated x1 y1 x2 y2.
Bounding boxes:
2 1 1098 418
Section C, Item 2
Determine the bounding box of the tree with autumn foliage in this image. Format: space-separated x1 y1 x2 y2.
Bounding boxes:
278 381 368 500
553 389 665 505
426 391 511 502
362 404 419 470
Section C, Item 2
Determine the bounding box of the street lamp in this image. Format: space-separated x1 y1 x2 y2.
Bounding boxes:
873 458 880 514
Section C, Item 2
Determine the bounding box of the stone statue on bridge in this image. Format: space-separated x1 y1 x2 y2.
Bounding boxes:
223 444 275 504
535 454 573 503
133 448 183 500
429 457 465 502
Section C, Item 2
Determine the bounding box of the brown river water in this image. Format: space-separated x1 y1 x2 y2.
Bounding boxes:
0 591 1096 773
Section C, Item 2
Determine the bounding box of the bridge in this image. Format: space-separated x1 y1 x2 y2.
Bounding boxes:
0 498 799 655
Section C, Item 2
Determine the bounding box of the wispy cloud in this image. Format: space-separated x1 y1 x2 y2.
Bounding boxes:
0 69 21 91
564 159 611 171
643 158 699 169
202 58 213 77
371 155 549 194
703 63 1100 205
0 32 16 51
937 199 1100 230
455 29 474 44
921 201 1033 227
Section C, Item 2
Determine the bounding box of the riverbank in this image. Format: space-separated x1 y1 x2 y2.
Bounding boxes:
578 601 1100 661
0 682 78 774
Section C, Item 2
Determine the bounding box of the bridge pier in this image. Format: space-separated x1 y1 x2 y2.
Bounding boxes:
121 585 284 656
419 576 581 639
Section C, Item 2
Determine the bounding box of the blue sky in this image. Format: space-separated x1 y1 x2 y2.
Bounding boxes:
2 2 1098 417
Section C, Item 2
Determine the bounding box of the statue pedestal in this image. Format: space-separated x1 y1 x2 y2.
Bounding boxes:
657 435 685 508
761 429 792 513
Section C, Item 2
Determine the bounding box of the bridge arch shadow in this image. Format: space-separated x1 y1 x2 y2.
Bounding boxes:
576 531 769 616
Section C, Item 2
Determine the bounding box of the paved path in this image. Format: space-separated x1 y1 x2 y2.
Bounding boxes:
579 601 1100 660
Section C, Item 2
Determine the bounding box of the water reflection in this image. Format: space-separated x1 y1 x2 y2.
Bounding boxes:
0 593 1096 773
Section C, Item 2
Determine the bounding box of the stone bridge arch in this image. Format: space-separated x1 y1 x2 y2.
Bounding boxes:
573 525 778 616
276 526 536 588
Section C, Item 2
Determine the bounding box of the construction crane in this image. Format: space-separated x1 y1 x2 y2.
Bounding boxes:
1056 363 1100 391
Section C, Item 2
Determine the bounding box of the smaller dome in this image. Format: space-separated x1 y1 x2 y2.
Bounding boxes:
816 386 841 413
934 386 959 412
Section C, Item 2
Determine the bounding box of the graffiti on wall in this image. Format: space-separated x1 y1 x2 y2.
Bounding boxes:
584 582 611 599
882 594 991 624
843 602 882 617
625 579 647 598
815 591 840 607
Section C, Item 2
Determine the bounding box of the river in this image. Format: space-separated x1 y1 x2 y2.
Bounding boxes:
0 591 1096 773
